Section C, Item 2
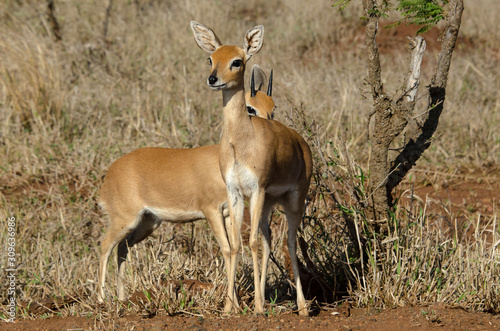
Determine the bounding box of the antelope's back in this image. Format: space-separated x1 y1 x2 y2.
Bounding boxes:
99 145 226 219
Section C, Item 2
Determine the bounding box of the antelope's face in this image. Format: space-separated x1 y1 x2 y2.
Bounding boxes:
245 65 275 119
190 21 264 91
246 91 275 119
208 46 247 91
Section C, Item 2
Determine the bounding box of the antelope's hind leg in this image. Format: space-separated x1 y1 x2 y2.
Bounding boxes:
282 193 309 316
99 216 133 302
115 210 160 301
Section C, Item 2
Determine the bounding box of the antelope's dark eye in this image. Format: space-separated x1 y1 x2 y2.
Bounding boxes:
232 59 242 68
247 106 257 116
207 58 212 66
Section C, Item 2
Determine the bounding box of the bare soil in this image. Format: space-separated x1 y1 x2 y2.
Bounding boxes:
3 304 500 330
399 166 499 220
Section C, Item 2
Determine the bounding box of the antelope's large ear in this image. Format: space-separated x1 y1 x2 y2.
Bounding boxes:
250 65 267 92
243 25 264 60
190 21 222 53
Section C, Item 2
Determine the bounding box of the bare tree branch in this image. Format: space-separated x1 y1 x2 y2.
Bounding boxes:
433 0 465 88
386 0 464 199
364 12 428 222
363 0 384 98
103 0 114 44
405 37 426 103
47 0 62 42
363 1 426 222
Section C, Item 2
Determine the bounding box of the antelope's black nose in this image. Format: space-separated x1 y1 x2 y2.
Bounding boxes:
208 75 217 85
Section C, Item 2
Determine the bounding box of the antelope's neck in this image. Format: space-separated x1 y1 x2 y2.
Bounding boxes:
221 88 252 143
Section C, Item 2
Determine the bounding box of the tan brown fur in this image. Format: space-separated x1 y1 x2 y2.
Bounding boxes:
191 21 312 316
97 67 274 304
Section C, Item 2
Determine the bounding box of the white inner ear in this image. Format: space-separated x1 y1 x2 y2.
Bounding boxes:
190 21 222 53
244 25 264 58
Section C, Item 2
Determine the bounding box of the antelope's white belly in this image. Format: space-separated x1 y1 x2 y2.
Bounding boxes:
143 206 205 223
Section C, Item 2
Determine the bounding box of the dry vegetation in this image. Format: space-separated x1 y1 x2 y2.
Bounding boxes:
0 0 499 324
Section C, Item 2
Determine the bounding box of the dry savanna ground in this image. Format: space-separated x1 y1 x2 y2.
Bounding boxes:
1 0 499 330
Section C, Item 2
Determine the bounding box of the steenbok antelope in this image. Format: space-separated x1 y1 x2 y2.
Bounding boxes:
97 65 275 307
191 21 312 316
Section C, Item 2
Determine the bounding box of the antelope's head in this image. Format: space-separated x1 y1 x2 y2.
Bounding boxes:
190 21 264 91
246 65 275 120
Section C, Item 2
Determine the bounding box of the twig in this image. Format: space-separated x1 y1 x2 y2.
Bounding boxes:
179 310 204 317
47 0 62 41
103 0 113 43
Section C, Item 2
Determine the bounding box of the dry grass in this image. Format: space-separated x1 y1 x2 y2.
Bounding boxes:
349 212 499 312
0 0 499 322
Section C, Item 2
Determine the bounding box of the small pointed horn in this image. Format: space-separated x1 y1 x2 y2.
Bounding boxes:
251 69 257 98
267 69 273 97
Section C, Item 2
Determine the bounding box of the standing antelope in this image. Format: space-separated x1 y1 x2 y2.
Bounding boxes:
97 65 275 308
191 21 312 316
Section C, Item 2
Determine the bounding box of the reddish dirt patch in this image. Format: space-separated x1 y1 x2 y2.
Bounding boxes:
1 174 92 204
3 305 499 330
18 291 88 316
300 20 491 67
398 166 499 221
372 21 481 55
376 22 443 54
